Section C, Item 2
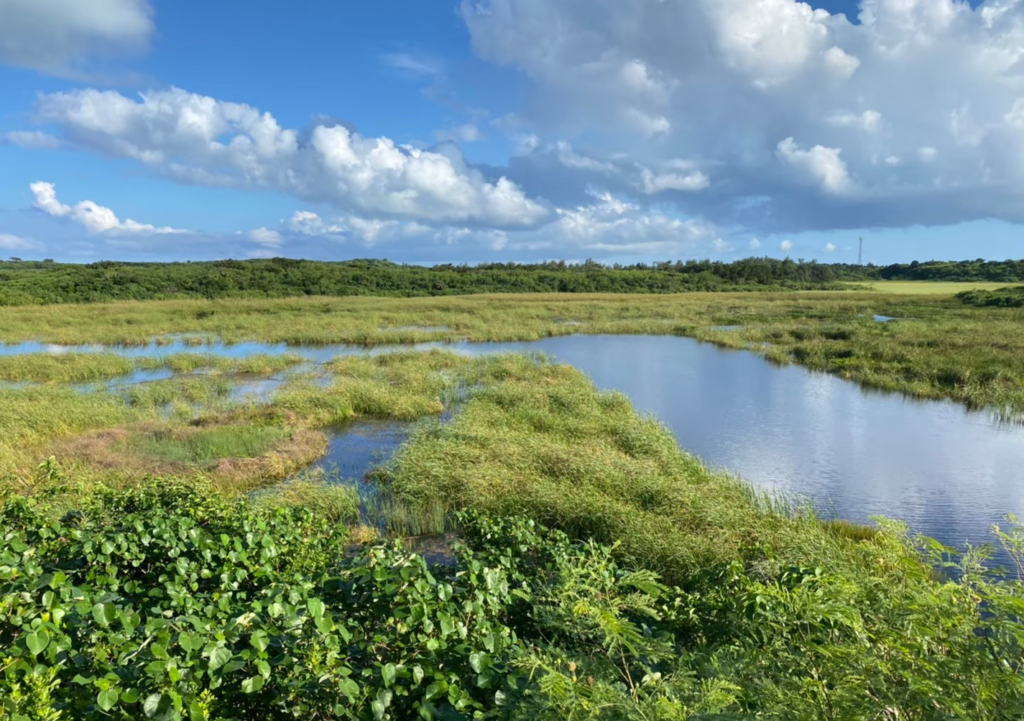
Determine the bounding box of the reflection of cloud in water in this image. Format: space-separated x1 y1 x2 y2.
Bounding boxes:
442 334 1023 565
310 420 412 482
228 378 283 404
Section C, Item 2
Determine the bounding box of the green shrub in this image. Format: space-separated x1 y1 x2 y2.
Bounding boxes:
957 285 1024 307
3 487 1024 720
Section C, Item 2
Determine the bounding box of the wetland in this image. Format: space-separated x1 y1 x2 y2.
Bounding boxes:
2 290 1023 720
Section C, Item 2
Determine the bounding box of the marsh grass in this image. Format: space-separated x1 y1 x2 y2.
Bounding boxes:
120 424 290 464
0 291 1019 411
0 352 136 383
1 301 1021 718
0 351 484 496
851 280 1021 294
382 354 878 585
364 491 449 537
822 517 880 542
0 385 140 475
253 475 360 524
273 350 466 424
44 422 327 496
0 350 305 383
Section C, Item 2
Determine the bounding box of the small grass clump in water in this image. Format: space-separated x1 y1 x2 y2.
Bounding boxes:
122 424 291 464
274 350 466 424
123 376 234 410
0 352 135 383
364 491 449 537
0 351 306 383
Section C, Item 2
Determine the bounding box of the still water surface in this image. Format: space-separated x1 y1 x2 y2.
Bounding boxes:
443 335 1023 557
3 334 1021 556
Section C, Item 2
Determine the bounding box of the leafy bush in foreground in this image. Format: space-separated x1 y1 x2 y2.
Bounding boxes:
2 482 1024 720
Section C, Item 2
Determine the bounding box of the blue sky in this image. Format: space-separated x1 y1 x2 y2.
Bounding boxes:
0 0 1020 265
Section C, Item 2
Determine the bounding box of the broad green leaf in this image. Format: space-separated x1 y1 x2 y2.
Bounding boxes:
208 646 232 671
142 693 164 718
93 602 117 627
469 652 487 673
338 677 359 702
372 688 393 721
250 629 269 652
241 676 264 694
97 687 120 711
25 629 49 655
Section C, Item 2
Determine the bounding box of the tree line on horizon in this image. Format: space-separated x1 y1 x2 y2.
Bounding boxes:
0 256 1020 305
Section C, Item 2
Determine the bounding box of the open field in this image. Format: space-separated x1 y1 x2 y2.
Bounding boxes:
847 280 1022 293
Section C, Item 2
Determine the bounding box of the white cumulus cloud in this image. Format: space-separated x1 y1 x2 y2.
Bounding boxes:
460 0 1024 233
0 233 42 251
7 0 1024 250
2 130 61 149
29 87 549 228
776 138 852 195
640 167 710 194
283 191 716 258
823 46 861 78
248 227 283 247
826 110 882 133
287 210 430 245
29 181 186 235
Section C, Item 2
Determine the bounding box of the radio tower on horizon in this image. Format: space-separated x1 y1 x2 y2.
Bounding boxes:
858 236 863 265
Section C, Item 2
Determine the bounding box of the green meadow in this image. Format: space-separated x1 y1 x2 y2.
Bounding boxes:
1 290 1023 719
848 280 1023 294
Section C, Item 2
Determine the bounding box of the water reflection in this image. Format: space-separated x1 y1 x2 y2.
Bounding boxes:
439 335 1024 560
309 419 411 482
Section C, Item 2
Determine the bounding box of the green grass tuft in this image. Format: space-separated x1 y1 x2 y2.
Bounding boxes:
120 425 291 464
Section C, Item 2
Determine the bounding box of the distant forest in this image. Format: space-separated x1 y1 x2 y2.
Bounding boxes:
0 257 1021 305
